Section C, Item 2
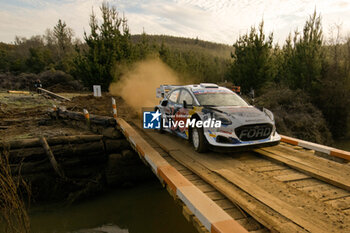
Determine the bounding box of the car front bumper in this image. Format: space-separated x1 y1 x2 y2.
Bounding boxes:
204 131 281 150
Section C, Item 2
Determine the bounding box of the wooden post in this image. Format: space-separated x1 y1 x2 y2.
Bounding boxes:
52 104 58 119
39 136 65 178
112 97 117 120
83 109 90 129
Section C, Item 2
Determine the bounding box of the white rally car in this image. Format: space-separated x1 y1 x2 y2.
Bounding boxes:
155 83 280 152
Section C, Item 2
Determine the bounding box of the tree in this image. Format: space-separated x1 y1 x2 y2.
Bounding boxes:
228 21 275 93
279 11 324 94
73 3 132 90
25 47 52 73
53 19 73 56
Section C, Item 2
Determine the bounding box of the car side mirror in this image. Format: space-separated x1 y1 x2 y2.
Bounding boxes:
161 100 168 107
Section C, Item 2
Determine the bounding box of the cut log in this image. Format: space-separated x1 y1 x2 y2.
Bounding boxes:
7 90 30 94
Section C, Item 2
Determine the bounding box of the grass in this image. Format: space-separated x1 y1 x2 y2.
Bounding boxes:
0 149 31 233
0 91 54 110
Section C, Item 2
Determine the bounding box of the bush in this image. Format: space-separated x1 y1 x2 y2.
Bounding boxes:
0 70 84 92
255 84 333 145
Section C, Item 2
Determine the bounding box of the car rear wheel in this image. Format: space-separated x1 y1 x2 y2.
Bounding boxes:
191 126 208 153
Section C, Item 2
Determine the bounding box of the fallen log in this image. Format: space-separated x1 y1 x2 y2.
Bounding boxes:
7 90 30 94
52 109 116 126
10 159 50 174
8 141 105 162
1 135 103 149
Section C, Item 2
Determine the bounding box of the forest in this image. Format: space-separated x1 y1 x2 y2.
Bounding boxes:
0 3 349 144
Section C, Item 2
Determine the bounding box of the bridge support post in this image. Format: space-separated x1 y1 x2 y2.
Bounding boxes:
112 97 117 120
83 109 90 129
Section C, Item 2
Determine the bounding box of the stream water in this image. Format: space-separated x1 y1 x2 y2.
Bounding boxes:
29 180 196 233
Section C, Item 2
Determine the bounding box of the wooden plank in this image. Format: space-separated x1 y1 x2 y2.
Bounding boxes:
300 184 350 201
183 205 194 222
197 184 216 193
256 148 350 192
38 87 71 101
183 173 201 181
253 165 286 172
236 217 262 232
205 191 226 201
325 196 350 210
274 173 310 182
286 179 323 189
167 151 306 233
266 145 349 176
216 169 328 233
215 199 235 210
224 208 246 220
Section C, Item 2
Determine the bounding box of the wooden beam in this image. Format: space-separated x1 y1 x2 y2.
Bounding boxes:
39 136 65 178
37 87 71 101
255 147 350 192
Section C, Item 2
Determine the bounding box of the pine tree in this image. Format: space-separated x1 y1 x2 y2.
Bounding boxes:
53 19 73 55
73 3 132 90
229 21 275 93
280 11 324 94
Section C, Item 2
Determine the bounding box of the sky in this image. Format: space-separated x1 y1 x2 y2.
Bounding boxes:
0 0 350 45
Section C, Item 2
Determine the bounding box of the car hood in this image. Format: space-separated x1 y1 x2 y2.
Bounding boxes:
206 106 271 124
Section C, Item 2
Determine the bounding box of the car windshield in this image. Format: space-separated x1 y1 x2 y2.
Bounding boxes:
194 91 249 106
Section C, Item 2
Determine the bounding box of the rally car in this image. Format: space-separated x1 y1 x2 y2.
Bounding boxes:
155 83 280 152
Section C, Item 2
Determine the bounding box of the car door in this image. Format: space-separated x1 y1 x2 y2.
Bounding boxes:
163 89 180 129
174 89 194 136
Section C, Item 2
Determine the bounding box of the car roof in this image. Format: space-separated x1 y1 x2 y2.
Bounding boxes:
178 83 232 93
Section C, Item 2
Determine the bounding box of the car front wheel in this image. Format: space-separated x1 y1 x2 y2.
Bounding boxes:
191 126 208 153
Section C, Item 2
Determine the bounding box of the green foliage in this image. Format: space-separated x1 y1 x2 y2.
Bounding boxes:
73 3 131 90
255 84 332 144
279 12 324 94
229 21 275 93
53 19 73 54
153 38 230 83
26 47 52 73
316 37 350 137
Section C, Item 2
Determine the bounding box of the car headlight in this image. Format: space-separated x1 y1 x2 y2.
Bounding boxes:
212 112 232 125
263 108 274 122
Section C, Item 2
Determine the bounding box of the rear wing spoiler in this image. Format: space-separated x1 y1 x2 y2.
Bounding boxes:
156 85 180 98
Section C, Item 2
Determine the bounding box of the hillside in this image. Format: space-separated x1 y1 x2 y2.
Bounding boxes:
131 34 233 59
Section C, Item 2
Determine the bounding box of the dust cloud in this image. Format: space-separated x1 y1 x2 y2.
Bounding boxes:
109 59 182 113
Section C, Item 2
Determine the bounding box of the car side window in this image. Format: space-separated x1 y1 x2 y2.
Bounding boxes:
168 90 180 103
179 90 193 105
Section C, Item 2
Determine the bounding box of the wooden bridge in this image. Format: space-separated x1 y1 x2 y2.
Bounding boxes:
115 117 350 233
6 88 350 232
44 97 350 233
